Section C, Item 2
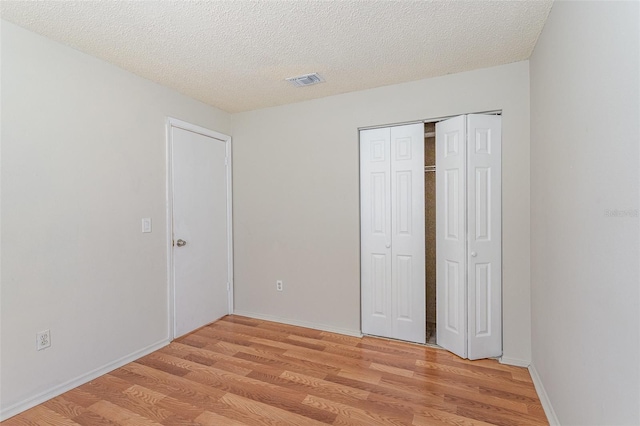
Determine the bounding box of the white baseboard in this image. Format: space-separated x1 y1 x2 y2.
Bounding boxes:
232 310 363 338
529 363 560 425
0 338 170 421
499 356 531 367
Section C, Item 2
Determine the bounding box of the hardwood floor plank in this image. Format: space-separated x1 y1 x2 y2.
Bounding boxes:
279 370 370 401
122 385 167 406
80 383 173 423
444 395 547 425
415 359 524 384
4 315 548 426
61 388 104 409
302 394 410 425
321 344 418 371
194 410 247 426
370 362 415 378
318 332 362 347
413 362 539 399
87 400 164 426
336 369 382 385
4 406 80 426
153 395 206 421
234 348 340 378
509 368 534 383
387 375 530 415
455 406 545 426
324 373 449 411
219 393 329 426
72 410 120 426
413 409 496 426
213 320 314 346
158 413 201 425
181 370 335 423
123 362 226 401
219 316 262 327
42 395 88 419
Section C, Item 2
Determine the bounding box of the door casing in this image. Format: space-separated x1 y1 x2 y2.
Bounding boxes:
165 117 234 340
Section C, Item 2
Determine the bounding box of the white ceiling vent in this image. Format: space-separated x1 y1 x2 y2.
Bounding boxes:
285 73 325 87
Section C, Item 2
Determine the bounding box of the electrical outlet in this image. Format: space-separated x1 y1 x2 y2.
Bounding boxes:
36 329 51 351
276 280 283 291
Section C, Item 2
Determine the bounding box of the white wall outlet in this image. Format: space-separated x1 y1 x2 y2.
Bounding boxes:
276 280 283 291
142 218 152 233
36 329 51 351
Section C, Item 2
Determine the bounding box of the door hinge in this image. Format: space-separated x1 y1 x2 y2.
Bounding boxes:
225 155 229 166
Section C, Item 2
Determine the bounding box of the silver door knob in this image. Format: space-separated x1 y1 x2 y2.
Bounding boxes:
176 239 187 247
471 251 477 257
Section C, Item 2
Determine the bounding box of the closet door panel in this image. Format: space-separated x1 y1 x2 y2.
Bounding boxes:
467 115 502 360
436 116 467 358
360 128 393 338
390 124 425 344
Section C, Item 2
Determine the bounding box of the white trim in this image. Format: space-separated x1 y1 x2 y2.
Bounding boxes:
166 117 234 340
358 120 424 131
358 110 502 131
0 338 169 421
233 310 363 338
167 117 229 142
529 363 560 425
165 120 175 340
226 136 234 314
499 356 530 367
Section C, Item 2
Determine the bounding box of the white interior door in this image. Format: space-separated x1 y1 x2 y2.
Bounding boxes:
172 125 230 338
436 116 467 358
361 123 425 344
466 114 502 360
436 114 502 360
390 124 425 343
360 127 393 339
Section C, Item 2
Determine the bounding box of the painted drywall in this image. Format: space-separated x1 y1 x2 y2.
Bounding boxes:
0 20 231 417
232 61 532 364
530 1 640 424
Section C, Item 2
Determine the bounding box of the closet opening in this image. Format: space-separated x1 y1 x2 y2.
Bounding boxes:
424 121 437 345
360 112 502 360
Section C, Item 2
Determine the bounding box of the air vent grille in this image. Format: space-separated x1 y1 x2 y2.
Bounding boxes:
286 73 325 87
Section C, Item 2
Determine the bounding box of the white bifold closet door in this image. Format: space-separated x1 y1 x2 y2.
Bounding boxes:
360 123 426 344
436 114 502 360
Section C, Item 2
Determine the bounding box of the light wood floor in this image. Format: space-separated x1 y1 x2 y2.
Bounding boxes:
3 315 548 425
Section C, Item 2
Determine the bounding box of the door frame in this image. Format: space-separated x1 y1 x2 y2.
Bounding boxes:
165 117 234 340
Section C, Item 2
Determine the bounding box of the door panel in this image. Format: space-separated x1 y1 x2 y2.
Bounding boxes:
390 124 425 343
361 124 425 344
436 116 467 358
172 127 229 338
361 128 392 338
467 114 502 360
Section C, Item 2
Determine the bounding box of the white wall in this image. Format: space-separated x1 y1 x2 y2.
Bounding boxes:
530 1 640 424
232 61 532 364
0 20 231 418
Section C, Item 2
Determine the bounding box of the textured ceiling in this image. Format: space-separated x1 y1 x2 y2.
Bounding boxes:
0 1 553 113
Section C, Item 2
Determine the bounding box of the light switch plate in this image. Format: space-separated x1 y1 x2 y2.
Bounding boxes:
142 218 152 233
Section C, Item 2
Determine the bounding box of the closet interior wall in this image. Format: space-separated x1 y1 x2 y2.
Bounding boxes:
424 122 437 345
